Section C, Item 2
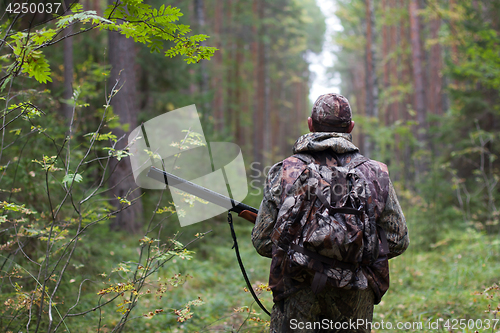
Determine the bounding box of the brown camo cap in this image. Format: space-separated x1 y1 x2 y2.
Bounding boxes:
311 93 352 131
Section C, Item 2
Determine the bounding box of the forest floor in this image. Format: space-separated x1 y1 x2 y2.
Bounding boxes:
65 206 500 332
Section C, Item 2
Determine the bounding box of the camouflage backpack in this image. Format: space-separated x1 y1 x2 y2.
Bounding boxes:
270 152 389 300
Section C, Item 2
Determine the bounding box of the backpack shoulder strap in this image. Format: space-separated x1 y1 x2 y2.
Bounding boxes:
345 154 369 170
291 153 315 165
281 154 313 191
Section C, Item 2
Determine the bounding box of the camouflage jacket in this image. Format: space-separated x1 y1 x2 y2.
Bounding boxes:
251 132 409 302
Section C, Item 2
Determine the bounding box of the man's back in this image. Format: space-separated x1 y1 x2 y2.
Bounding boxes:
251 93 409 333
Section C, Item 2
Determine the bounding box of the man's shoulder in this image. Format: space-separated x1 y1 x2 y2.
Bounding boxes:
349 153 389 176
263 155 306 182
363 159 389 176
282 154 311 166
373 160 389 174
353 156 392 202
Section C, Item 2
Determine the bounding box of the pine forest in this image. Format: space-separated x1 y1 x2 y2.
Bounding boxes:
0 0 499 331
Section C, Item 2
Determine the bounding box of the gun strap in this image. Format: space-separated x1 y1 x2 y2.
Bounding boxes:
227 211 271 316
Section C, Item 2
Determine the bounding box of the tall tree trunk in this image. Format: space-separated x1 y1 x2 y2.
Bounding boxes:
409 0 427 143
392 0 401 179
400 0 413 186
270 74 278 162
226 0 234 137
262 32 271 166
234 39 244 146
448 0 459 74
279 75 288 157
350 64 365 151
194 0 209 116
212 0 224 132
382 0 390 126
364 0 378 158
389 0 398 130
429 17 442 115
108 18 143 233
252 0 264 170
294 80 304 139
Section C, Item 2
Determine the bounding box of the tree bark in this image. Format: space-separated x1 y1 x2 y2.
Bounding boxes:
389 0 398 126
279 75 288 157
429 17 442 115
108 15 143 233
262 28 271 166
364 0 378 158
294 80 304 139
382 0 389 126
252 0 264 170
409 0 427 143
234 39 244 146
194 0 209 115
392 0 401 179
448 0 459 72
400 0 413 185
350 62 365 152
226 0 234 137
212 0 224 132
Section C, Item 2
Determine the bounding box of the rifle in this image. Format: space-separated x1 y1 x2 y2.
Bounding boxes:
146 166 258 223
147 165 270 316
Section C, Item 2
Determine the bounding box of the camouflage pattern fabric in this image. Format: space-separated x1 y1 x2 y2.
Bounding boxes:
294 133 358 156
311 94 352 131
269 151 390 303
251 132 409 329
252 132 409 260
270 287 374 333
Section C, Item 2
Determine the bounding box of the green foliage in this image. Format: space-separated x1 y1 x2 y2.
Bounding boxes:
0 0 216 90
101 2 217 64
332 0 500 245
0 0 219 331
62 173 83 185
376 229 500 333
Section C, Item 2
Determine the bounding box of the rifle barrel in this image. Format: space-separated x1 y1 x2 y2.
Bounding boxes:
146 166 258 215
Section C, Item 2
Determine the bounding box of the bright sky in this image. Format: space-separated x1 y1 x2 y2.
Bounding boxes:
308 0 343 103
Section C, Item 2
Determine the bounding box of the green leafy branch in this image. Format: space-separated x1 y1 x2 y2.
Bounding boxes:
0 0 217 90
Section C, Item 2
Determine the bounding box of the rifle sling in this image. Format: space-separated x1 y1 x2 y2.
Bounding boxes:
227 211 271 316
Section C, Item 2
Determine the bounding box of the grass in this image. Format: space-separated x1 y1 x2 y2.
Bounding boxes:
3 198 500 332
69 216 500 332
374 227 500 332
46 215 273 333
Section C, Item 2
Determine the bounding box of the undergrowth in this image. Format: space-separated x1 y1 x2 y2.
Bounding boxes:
26 207 497 333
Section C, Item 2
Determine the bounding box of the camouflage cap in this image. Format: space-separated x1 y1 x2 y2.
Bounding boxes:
311 93 352 132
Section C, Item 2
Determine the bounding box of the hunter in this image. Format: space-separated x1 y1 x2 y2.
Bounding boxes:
251 93 409 332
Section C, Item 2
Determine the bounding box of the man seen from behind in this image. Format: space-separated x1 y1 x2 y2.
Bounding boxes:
251 93 409 333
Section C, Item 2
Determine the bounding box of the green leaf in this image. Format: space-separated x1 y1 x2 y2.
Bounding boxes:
62 173 83 185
